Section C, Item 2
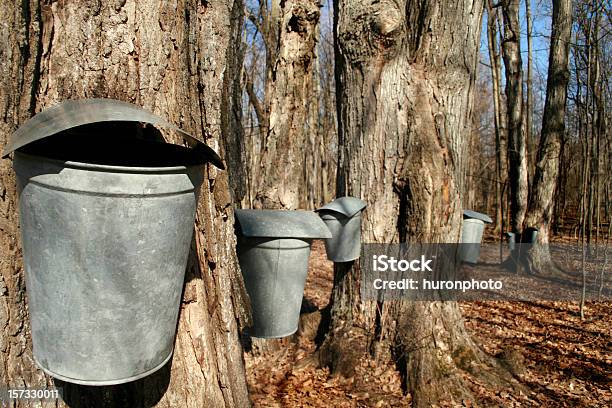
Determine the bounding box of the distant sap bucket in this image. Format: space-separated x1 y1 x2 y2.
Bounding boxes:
234 209 331 338
460 210 492 264
6 99 223 385
506 232 516 252
316 197 366 262
521 227 539 244
505 228 538 251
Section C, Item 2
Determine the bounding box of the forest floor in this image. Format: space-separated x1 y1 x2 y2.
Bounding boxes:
244 241 611 407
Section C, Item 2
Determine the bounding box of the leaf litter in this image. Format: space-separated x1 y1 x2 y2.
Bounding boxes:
245 241 610 407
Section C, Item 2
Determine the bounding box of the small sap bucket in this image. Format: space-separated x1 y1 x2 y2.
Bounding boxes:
505 232 516 251
315 197 366 262
505 228 538 251
234 210 331 338
2 99 224 385
460 210 493 264
521 227 539 244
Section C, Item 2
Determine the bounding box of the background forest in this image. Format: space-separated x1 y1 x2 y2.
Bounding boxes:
242 0 610 242
0 0 609 407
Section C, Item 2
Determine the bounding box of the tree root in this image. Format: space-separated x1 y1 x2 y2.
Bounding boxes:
402 329 522 406
318 302 526 407
503 244 570 278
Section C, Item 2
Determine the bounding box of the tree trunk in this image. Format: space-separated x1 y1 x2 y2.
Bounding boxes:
251 0 321 210
523 0 573 274
501 0 528 234
320 1 515 406
319 20 338 206
525 0 535 184
486 1 508 236
0 1 250 407
589 1 603 247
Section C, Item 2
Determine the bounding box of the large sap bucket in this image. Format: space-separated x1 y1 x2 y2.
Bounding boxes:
459 210 493 264
234 210 331 338
315 197 366 262
2 99 224 385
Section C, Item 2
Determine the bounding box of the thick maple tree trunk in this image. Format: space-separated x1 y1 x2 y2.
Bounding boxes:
501 0 528 235
320 1 514 406
0 1 250 407
252 0 320 210
523 0 572 274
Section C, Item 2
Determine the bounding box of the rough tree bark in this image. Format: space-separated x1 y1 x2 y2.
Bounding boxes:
319 1 515 406
249 0 321 210
525 0 534 182
586 0 604 247
523 0 573 274
0 1 250 407
501 0 529 235
486 1 508 236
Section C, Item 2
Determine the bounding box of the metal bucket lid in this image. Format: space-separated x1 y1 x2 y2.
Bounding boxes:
315 196 366 218
463 209 493 224
1 98 224 169
235 209 332 239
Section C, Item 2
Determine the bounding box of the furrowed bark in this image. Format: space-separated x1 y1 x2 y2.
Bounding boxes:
486 1 508 236
252 0 321 210
501 0 528 235
321 1 516 406
524 0 573 275
0 2 250 407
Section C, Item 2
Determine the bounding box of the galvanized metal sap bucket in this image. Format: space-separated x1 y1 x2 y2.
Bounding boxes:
234 210 331 338
316 197 366 262
505 232 516 251
505 228 538 252
521 227 538 244
2 99 224 386
460 210 493 264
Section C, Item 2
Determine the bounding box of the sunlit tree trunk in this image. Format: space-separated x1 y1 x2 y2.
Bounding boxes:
321 1 514 406
248 0 321 210
501 0 528 234
524 0 573 274
525 0 535 184
486 1 508 236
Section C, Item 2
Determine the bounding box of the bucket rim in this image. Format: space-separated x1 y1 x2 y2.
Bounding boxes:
237 236 312 248
248 326 298 339
33 350 173 386
463 218 485 225
14 150 204 174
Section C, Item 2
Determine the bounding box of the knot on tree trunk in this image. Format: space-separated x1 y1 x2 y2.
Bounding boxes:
337 0 404 65
286 2 320 35
281 1 321 64
371 7 402 36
